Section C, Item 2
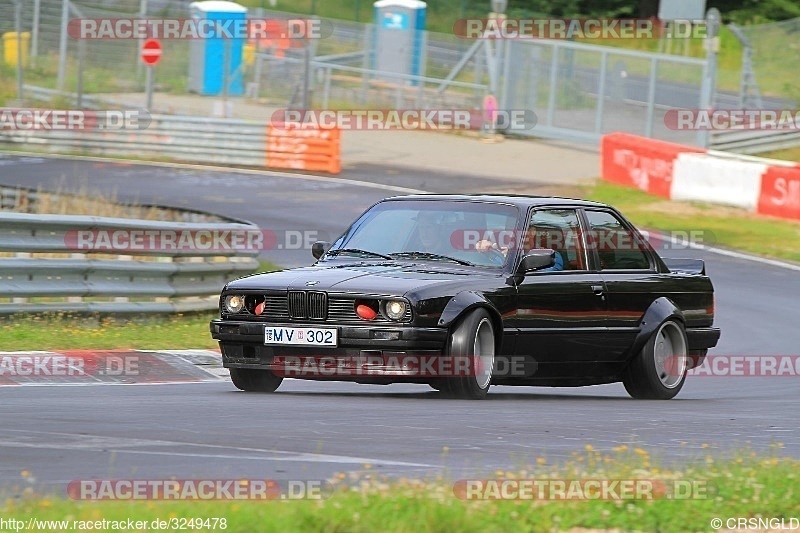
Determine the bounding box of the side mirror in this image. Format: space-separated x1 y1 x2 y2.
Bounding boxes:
312 241 331 260
517 249 555 274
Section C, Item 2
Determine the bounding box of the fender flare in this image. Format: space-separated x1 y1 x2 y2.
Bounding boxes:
438 291 504 349
629 297 686 359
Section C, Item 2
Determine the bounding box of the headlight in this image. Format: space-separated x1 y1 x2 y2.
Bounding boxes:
224 294 245 314
384 300 407 321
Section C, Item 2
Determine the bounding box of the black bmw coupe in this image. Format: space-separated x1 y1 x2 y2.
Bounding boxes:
210 195 720 400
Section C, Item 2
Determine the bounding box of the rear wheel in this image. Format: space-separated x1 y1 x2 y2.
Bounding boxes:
623 320 688 400
229 368 283 393
439 309 495 400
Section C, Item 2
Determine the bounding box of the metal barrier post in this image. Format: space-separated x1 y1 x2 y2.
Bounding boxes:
57 0 69 90
595 49 608 134
698 8 721 148
14 0 24 102
645 57 658 138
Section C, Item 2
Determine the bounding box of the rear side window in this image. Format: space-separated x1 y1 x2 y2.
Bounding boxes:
584 210 651 270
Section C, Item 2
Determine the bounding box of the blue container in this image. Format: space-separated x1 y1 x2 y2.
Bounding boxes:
373 0 427 81
188 1 248 96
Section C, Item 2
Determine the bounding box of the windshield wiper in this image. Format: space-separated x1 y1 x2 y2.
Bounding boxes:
389 251 474 266
325 248 394 260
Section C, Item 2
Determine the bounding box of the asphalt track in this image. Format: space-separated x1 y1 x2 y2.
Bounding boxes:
0 153 798 492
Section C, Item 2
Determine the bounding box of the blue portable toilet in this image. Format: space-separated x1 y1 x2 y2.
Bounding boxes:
188 1 247 96
373 0 427 80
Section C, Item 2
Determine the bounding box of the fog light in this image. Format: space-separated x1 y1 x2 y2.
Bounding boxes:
224 295 244 314
384 300 407 321
356 303 377 320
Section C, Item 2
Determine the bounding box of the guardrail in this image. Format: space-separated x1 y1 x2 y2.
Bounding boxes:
709 128 800 155
0 107 342 174
0 212 260 314
21 85 141 111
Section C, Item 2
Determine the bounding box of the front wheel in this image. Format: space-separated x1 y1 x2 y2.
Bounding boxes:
439 308 495 400
230 368 283 393
623 320 688 400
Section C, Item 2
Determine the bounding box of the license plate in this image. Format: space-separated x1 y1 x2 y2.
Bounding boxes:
264 325 337 347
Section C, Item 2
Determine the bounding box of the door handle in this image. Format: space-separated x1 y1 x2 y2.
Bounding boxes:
590 285 605 296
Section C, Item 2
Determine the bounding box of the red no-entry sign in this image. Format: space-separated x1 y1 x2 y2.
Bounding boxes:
140 39 162 66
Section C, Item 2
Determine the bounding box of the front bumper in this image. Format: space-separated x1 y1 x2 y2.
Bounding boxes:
210 319 449 370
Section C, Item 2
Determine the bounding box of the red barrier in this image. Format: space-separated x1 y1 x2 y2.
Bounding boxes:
601 133 704 199
758 166 800 220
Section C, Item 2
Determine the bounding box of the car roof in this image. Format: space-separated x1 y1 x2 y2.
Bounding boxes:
382 194 610 209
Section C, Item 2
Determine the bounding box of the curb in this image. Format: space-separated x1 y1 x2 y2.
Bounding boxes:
0 349 227 386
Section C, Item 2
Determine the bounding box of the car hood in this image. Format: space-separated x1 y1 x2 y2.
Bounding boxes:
225 261 500 296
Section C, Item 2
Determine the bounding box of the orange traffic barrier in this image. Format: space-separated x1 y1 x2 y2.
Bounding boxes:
265 125 341 174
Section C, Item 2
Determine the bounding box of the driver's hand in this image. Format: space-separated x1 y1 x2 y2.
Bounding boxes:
476 240 508 255
475 239 496 252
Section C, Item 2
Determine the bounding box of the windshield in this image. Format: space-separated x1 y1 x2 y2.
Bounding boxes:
326 200 521 268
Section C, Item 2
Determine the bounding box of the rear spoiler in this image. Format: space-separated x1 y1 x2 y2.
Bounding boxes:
663 258 706 275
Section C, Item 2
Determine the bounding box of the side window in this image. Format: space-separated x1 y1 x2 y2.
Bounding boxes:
525 209 586 271
584 210 651 270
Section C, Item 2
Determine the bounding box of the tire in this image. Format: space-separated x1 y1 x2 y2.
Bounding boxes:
439 308 496 400
623 319 688 400
229 367 283 393
429 380 444 391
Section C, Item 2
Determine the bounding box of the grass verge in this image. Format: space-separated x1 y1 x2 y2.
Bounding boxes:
761 145 800 163
585 181 800 263
0 262 280 352
2 447 797 532
0 312 219 351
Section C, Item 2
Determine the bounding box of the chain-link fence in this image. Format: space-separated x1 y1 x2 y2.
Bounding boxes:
736 17 800 108
503 40 707 146
0 0 190 96
9 1 787 150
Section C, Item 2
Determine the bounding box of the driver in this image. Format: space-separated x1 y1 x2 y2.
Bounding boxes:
416 211 451 254
476 226 564 271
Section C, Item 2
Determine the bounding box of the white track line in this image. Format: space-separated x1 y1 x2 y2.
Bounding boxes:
650 230 800 272
0 430 434 467
114 449 433 467
1 150 427 194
